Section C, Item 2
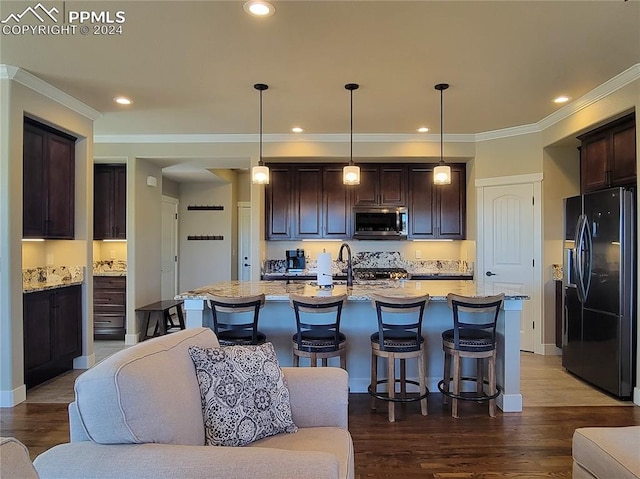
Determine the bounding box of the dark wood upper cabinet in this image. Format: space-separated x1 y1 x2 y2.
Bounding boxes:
295 166 323 238
323 166 352 238
266 164 352 240
94 164 126 239
354 165 406 206
265 162 464 241
23 118 76 239
437 166 466 238
578 113 636 193
265 165 294 240
408 168 435 238
408 164 466 240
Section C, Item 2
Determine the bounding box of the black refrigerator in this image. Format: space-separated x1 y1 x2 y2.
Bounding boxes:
562 187 636 399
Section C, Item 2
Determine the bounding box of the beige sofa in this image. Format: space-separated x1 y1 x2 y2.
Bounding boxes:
573 426 640 479
0 437 40 479
34 327 354 479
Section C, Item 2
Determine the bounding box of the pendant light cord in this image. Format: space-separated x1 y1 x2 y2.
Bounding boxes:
259 87 263 166
439 86 443 165
350 87 353 166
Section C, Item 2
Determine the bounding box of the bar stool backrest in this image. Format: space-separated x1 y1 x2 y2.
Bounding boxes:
446 293 504 352
370 294 430 352
289 294 347 352
209 294 266 343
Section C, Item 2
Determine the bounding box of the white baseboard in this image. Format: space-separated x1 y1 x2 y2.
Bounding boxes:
0 384 26 407
125 333 140 345
634 387 640 406
73 353 96 369
498 393 523 412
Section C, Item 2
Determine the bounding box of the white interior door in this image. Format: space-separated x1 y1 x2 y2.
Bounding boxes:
238 203 251 281
161 197 179 299
481 183 535 352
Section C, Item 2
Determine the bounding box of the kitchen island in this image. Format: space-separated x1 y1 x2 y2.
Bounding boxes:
176 279 527 412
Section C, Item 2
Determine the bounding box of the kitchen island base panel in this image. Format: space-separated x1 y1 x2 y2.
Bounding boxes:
182 293 524 412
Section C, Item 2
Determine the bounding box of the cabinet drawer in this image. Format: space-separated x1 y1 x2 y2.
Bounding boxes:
94 276 126 289
94 290 125 307
94 313 125 329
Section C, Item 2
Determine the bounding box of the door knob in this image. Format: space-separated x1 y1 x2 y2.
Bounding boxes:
243 263 251 267
485 271 497 276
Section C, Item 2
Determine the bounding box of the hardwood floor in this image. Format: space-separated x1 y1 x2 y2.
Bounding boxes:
1 347 638 477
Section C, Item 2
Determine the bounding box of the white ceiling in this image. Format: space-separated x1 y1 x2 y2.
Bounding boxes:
2 1 639 181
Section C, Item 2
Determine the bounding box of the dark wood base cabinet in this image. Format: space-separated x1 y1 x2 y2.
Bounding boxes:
23 285 82 389
94 276 126 340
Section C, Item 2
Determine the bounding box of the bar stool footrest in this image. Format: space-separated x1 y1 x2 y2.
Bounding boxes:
437 377 502 401
368 379 429 403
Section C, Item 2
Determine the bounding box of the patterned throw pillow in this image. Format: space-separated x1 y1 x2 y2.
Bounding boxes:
188 343 298 446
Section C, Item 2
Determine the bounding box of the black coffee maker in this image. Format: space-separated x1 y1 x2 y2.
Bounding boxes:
285 249 305 271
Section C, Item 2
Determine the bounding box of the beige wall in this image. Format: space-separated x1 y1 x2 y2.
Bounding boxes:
128 159 163 342
541 146 580 346
162 177 180 198
475 133 542 179
237 170 251 202
0 78 94 406
93 240 128 261
178 181 234 292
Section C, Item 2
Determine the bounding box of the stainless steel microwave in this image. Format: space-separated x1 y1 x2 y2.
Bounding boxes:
353 207 408 240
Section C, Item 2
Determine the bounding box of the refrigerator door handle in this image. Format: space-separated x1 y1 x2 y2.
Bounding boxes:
582 218 593 299
574 214 589 303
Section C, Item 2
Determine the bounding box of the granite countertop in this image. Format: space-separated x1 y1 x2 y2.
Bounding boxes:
176 280 528 302
262 271 473 280
93 260 127 276
23 266 84 293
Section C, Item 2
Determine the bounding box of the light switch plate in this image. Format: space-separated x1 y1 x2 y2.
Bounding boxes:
415 250 422 259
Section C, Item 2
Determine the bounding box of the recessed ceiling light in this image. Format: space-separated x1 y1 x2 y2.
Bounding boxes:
417 127 429 133
243 0 275 17
291 127 304 133
553 95 571 104
114 96 132 105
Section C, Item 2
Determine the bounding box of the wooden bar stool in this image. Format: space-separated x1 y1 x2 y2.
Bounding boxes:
438 293 504 418
289 293 347 368
368 293 430 422
208 294 266 346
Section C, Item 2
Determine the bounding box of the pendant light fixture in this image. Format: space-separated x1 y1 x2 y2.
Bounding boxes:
343 83 360 185
251 83 270 184
433 83 451 185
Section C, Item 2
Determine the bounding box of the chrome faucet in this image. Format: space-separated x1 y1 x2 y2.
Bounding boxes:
337 243 353 287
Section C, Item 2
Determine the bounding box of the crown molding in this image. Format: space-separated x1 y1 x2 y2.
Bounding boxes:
537 63 640 131
94 132 476 144
0 64 102 121
475 123 541 142
5 62 637 145
475 63 640 142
